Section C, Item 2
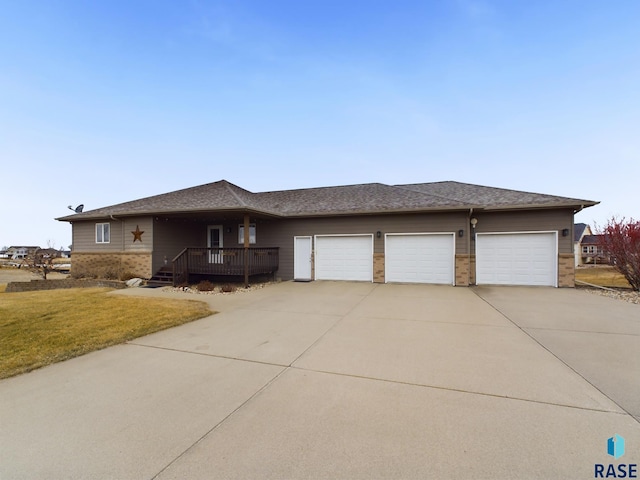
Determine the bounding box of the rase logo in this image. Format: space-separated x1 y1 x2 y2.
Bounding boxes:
595 434 637 478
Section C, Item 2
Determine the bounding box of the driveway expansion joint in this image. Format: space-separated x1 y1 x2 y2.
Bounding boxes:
471 289 638 424
524 326 640 337
150 367 289 480
287 365 626 416
125 342 290 368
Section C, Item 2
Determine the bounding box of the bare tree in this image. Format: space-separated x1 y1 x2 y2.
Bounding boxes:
598 217 640 291
23 248 56 280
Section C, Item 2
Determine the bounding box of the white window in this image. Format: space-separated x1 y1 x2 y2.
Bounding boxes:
238 224 256 244
96 223 110 244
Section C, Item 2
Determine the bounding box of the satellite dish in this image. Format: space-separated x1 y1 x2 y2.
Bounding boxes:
67 204 84 213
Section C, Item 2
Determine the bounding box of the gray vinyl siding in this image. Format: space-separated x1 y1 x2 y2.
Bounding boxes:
152 218 204 274
257 212 469 281
72 217 153 253
471 209 574 254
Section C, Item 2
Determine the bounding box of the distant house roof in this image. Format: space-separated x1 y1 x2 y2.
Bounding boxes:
57 180 599 221
581 234 604 245
574 223 589 242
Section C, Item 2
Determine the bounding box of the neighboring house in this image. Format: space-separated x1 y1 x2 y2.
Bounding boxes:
56 180 598 288
574 223 593 266
580 234 610 265
6 246 40 260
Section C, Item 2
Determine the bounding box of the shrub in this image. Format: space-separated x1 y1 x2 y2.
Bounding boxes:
598 217 640 291
197 280 216 292
220 283 237 293
119 271 138 281
101 268 120 280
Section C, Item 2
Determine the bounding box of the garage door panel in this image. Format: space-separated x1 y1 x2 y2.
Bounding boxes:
315 236 373 281
386 234 454 284
476 233 557 286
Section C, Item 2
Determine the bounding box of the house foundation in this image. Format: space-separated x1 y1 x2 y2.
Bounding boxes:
455 255 470 286
373 253 385 283
71 252 152 279
558 253 575 287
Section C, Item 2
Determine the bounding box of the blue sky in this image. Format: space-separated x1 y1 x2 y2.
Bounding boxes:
1 1 638 248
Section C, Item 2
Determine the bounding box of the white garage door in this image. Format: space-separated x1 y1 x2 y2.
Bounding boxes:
315 235 373 281
476 232 557 286
385 234 455 284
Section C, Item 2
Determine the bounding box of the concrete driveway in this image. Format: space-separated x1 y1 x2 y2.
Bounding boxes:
0 282 638 479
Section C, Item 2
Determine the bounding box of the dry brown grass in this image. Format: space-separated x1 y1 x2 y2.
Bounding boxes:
0 288 213 379
575 266 632 289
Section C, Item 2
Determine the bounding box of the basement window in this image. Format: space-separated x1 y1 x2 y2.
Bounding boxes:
238 224 256 244
96 223 111 244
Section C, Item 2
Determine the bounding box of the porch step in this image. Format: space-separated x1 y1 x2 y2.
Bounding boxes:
148 266 173 287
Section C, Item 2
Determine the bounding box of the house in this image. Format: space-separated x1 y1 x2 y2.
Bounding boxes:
5 246 40 260
56 180 598 287
574 223 592 266
574 224 611 265
580 234 610 265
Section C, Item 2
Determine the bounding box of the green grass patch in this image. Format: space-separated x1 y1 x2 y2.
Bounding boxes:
0 288 213 379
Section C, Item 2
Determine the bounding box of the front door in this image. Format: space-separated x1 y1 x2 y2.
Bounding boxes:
207 225 223 263
294 236 312 281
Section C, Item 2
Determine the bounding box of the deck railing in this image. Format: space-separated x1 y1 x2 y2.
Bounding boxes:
172 247 279 286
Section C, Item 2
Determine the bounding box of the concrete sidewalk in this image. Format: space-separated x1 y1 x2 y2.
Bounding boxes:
1 282 638 479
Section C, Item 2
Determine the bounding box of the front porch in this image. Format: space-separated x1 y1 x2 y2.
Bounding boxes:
169 247 279 286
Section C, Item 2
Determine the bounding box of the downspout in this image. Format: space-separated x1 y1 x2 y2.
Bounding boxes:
110 215 124 250
243 213 250 287
468 208 473 286
110 215 124 273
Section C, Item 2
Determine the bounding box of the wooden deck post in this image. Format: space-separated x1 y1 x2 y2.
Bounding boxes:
243 213 250 287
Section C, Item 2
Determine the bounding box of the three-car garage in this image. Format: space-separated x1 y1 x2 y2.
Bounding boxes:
299 230 559 287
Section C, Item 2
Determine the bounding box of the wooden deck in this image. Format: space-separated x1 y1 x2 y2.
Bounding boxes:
172 247 279 286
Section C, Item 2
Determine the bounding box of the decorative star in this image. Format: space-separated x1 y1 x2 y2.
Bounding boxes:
131 225 144 243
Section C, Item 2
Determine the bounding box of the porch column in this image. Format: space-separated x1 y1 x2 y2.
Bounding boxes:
243 213 250 287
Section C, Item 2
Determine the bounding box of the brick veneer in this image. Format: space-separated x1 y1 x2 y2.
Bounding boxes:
71 252 152 279
373 253 385 283
455 255 470 286
469 255 476 285
558 253 575 287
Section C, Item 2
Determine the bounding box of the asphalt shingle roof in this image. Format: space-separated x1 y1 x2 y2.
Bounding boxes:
397 181 592 209
582 234 604 245
57 180 598 221
574 223 589 242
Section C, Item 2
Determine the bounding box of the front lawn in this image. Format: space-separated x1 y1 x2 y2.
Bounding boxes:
575 266 632 289
0 288 213 379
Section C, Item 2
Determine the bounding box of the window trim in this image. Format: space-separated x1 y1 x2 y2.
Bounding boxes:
238 223 256 244
96 223 111 244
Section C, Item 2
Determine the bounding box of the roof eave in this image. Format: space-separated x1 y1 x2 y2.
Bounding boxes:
480 201 599 212
56 206 283 222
